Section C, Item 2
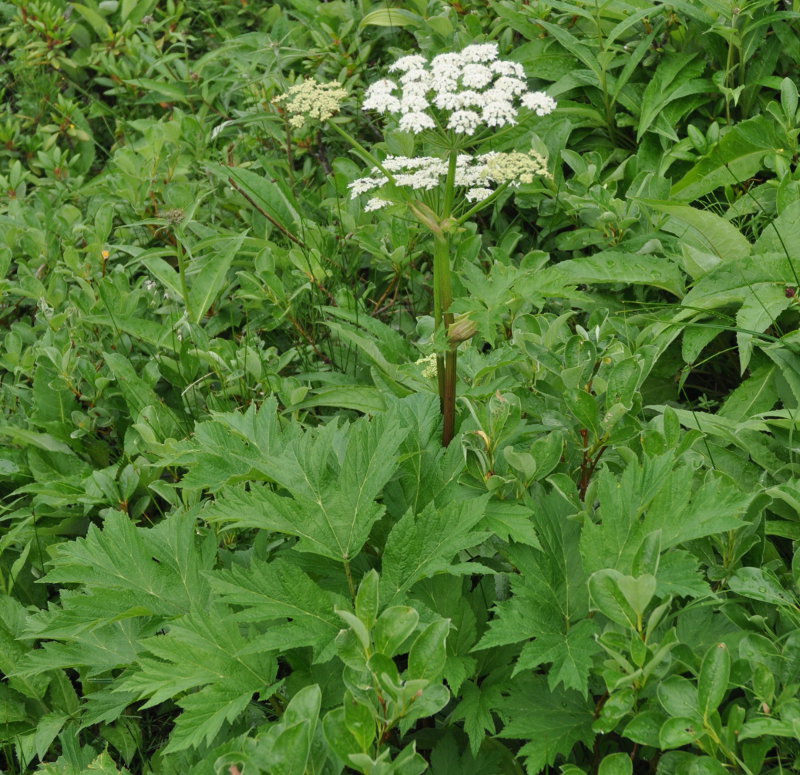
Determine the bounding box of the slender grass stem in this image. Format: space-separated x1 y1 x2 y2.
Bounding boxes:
174 233 194 323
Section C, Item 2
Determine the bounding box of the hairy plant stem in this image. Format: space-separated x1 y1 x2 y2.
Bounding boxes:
434 232 456 445
437 151 459 446
329 122 461 443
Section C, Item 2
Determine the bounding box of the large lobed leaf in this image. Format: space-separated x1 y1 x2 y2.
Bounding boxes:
495 674 595 775
475 492 598 697
210 557 345 662
208 408 408 562
581 451 751 580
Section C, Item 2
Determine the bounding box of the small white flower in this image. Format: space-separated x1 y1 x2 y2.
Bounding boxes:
365 197 390 211
360 44 556 136
363 79 401 113
448 109 481 135
389 54 426 72
400 92 430 112
431 52 464 75
415 353 438 379
398 111 436 133
461 43 499 63
367 78 397 94
434 90 462 110
456 90 483 108
402 80 430 98
430 75 459 95
400 68 430 85
348 174 388 197
481 150 550 185
482 97 517 127
347 148 549 207
395 162 445 189
522 91 558 116
454 162 485 187
466 187 493 202
274 79 347 128
461 63 493 89
490 60 525 77
363 91 401 113
494 76 528 96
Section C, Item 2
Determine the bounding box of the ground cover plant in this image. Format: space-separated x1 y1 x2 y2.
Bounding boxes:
3 0 800 773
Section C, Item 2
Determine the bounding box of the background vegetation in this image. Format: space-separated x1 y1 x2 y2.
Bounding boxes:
3 0 800 773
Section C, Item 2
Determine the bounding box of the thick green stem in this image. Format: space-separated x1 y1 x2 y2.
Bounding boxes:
436 151 459 445
453 182 510 228
434 232 456 445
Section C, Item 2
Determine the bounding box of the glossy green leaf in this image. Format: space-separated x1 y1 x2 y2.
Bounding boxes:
359 8 423 28
639 199 750 261
598 752 632 775
698 643 731 718
545 251 684 297
671 115 785 201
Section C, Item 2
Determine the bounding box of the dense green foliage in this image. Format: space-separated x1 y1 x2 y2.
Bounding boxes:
3 0 800 773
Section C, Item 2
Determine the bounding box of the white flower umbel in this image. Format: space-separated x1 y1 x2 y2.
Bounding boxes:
274 79 347 128
359 43 556 135
480 150 550 185
348 150 550 208
415 353 439 379
465 187 493 202
399 111 436 133
447 110 482 135
522 91 558 116
364 197 390 211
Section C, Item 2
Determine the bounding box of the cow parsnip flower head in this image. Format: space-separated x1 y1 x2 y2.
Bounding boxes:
362 43 556 135
347 150 550 209
348 153 493 203
274 79 347 128
481 150 550 185
414 353 438 379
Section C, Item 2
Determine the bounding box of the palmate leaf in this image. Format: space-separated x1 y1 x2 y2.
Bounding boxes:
36 510 215 625
117 606 279 753
451 679 503 756
495 674 595 775
412 576 479 694
515 619 598 694
383 394 463 519
208 409 408 562
36 750 131 774
158 398 297 492
379 496 491 605
210 557 345 662
580 451 751 579
167 683 255 753
21 620 144 678
474 493 598 696
17 512 223 742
